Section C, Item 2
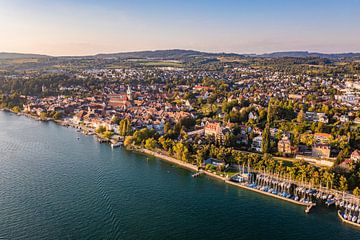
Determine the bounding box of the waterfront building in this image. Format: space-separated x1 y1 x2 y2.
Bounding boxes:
277 135 294 155
312 144 331 159
204 122 223 139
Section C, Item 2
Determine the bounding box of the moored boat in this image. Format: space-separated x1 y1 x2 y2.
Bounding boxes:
338 210 360 228
111 142 123 148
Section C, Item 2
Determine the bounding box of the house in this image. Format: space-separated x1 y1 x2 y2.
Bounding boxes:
351 150 360 162
288 94 303 100
340 115 350 123
251 135 262 152
277 136 293 155
204 122 223 139
305 112 329 123
203 158 225 167
312 144 331 159
248 111 258 121
314 133 332 144
73 110 86 124
317 113 329 123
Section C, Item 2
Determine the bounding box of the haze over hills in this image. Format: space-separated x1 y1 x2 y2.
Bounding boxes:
1 49 360 60
0 52 50 59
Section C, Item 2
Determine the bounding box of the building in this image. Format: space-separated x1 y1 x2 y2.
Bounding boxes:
203 158 225 167
126 85 133 101
277 136 293 155
305 112 329 123
312 144 331 159
204 122 223 139
340 115 350 123
251 135 262 152
314 133 332 144
351 150 360 162
108 94 129 108
248 111 258 121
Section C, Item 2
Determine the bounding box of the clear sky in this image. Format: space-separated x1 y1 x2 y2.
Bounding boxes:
0 0 359 56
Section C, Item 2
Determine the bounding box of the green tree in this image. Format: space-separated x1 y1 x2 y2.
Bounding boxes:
124 136 133 147
338 175 348 192
118 118 131 136
353 187 360 196
11 106 20 113
95 125 106 134
53 111 62 120
102 131 113 140
262 124 270 153
297 109 305 123
39 112 47 121
195 148 207 167
145 138 157 150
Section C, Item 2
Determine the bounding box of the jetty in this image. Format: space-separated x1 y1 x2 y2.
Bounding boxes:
192 171 204 178
305 204 314 213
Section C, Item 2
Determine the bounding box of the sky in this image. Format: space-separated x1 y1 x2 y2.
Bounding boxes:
0 0 359 56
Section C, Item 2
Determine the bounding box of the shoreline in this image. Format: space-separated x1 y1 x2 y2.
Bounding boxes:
132 147 314 208
2 110 315 209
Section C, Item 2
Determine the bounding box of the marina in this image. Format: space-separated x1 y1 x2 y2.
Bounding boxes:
338 210 360 228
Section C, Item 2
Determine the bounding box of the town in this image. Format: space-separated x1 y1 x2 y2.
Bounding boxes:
1 50 360 221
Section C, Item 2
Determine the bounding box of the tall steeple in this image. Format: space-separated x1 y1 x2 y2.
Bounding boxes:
127 85 133 101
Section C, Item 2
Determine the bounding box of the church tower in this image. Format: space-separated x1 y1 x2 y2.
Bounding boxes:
127 85 133 101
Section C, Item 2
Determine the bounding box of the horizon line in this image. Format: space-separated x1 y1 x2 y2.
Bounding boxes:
1 48 360 58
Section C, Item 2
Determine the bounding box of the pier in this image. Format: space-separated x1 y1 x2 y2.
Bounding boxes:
192 171 204 178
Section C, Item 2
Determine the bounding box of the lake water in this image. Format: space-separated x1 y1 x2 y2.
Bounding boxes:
0 111 358 240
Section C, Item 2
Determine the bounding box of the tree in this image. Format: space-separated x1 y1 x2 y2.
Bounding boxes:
102 131 113 140
158 136 173 151
266 98 273 124
118 118 131 136
164 122 171 134
39 112 47 121
338 175 348 192
95 125 106 134
172 142 189 162
262 123 270 153
353 187 360 196
11 106 20 113
124 136 133 147
145 138 157 150
53 111 62 120
132 128 156 145
111 115 120 124
195 148 207 167
297 109 305 123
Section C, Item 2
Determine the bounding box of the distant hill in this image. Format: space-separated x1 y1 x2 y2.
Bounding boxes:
1 50 359 60
258 51 360 59
93 49 360 60
0 52 50 59
94 49 243 60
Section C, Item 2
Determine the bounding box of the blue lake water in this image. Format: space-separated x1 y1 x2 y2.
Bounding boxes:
0 111 358 240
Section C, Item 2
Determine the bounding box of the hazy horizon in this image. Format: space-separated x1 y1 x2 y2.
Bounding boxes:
1 0 360 56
